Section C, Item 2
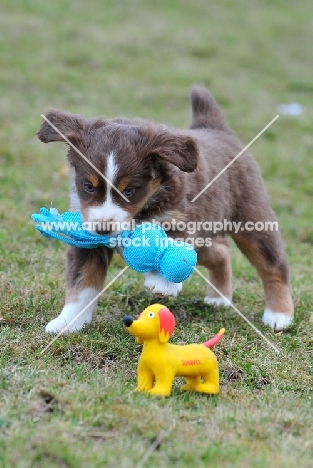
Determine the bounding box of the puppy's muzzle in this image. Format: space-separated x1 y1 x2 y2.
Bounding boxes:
97 229 112 235
123 316 134 327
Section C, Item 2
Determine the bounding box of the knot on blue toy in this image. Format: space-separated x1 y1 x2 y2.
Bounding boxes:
122 224 196 283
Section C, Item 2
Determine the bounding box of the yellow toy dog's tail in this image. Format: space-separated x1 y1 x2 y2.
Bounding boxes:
203 328 225 348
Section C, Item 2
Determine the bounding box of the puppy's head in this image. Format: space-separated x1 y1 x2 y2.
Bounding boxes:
37 110 198 233
123 304 176 344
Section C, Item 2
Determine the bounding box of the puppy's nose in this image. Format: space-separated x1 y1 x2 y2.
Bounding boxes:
96 228 112 235
123 316 133 327
95 219 116 235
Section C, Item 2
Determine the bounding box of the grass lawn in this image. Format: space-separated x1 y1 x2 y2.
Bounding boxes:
0 0 312 466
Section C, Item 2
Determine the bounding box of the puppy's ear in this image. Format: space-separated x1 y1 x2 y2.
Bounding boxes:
37 109 83 145
148 130 198 172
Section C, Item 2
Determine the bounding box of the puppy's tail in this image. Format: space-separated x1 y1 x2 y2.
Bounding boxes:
203 328 225 348
190 85 232 133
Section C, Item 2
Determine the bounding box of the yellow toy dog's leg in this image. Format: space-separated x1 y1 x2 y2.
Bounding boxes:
180 376 201 392
148 372 175 397
136 362 154 392
195 367 219 394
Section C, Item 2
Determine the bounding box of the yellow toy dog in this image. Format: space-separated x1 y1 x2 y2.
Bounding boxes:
123 304 224 397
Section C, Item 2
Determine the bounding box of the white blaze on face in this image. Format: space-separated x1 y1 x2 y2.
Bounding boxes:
88 151 129 230
69 167 81 211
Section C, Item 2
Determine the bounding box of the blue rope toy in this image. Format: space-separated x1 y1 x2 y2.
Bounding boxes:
31 207 197 283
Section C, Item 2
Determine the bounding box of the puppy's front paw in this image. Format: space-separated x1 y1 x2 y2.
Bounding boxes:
143 272 182 297
262 309 293 331
45 312 91 334
45 288 99 333
45 315 74 334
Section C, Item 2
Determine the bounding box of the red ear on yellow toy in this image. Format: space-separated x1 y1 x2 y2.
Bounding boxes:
158 307 176 343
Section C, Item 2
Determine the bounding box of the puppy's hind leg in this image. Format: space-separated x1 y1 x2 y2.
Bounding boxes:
198 237 232 307
45 246 113 333
232 229 293 331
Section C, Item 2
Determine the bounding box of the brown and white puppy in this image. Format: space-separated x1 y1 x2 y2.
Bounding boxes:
37 85 293 333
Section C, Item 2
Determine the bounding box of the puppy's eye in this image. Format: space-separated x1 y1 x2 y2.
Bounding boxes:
83 182 95 193
123 187 135 197
148 312 155 318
